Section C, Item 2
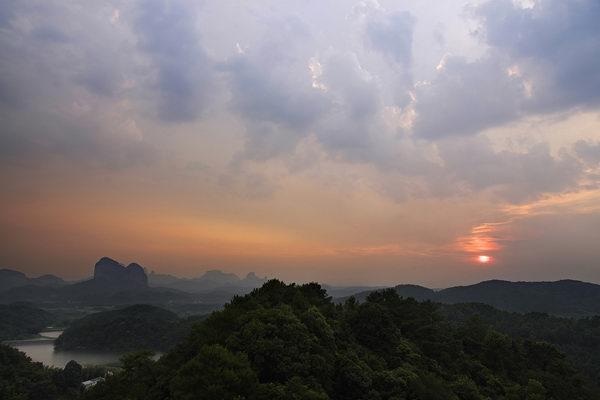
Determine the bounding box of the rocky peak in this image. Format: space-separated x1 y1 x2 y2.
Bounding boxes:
244 272 264 282
241 272 266 287
125 263 148 287
94 257 125 280
93 257 148 289
0 269 28 291
199 270 240 285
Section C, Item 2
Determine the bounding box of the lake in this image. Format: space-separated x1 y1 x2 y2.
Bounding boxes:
7 331 123 368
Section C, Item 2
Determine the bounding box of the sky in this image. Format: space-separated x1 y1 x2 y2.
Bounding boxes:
0 0 599 286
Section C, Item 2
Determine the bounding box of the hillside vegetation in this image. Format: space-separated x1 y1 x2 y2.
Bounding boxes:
83 280 599 400
55 304 202 352
345 279 600 317
442 302 600 384
0 303 54 341
0 344 103 400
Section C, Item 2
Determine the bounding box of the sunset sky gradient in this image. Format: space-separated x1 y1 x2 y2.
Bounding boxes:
1 0 599 286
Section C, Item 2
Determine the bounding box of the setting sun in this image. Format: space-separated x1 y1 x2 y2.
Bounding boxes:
478 255 491 264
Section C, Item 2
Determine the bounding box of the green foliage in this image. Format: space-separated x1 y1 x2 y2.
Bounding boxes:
0 303 54 341
0 344 59 400
54 304 195 352
62 361 83 389
526 379 546 400
350 280 600 317
82 280 600 400
171 345 258 399
0 344 99 400
443 302 600 385
79 351 157 400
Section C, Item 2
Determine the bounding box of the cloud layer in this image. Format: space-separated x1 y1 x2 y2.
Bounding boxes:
0 0 599 284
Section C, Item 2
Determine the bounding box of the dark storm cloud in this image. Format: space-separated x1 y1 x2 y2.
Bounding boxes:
223 17 330 160
30 26 69 43
0 108 157 170
439 138 582 202
226 57 327 132
366 11 415 67
225 13 408 165
412 56 525 139
0 1 156 168
0 0 17 27
364 10 415 108
477 0 600 110
76 68 119 97
574 140 600 165
0 0 596 204
135 0 213 122
412 0 600 140
314 53 382 159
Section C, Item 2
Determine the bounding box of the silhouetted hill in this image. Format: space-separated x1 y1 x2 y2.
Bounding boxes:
0 258 192 306
342 279 600 317
60 257 152 299
441 302 600 384
54 304 203 352
395 284 437 301
32 274 66 287
437 279 600 316
145 271 181 287
0 303 54 341
148 269 267 294
0 344 94 399
93 257 147 289
82 281 600 399
338 284 435 303
0 269 65 292
321 284 385 298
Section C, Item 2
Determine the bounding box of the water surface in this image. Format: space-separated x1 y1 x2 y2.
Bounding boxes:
8 331 123 368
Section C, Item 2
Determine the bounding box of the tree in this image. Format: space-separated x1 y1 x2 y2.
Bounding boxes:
62 360 83 389
170 344 258 400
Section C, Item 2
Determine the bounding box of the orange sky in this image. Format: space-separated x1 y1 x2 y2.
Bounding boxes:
1 1 599 286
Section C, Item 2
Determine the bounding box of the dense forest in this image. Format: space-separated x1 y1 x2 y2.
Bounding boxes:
442 302 600 385
81 280 599 400
0 344 103 400
346 280 600 317
0 303 54 341
55 304 203 352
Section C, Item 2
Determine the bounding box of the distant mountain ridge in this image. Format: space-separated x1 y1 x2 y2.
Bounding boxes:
148 269 267 294
0 257 191 306
93 257 148 289
0 258 267 307
54 304 200 352
343 279 600 317
0 303 54 341
0 269 65 292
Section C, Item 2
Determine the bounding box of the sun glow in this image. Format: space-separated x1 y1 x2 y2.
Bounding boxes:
478 255 491 264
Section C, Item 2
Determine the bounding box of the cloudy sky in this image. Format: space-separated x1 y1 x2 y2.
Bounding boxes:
1 0 599 286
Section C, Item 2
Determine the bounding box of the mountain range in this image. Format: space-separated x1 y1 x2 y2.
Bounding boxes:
148 269 266 293
0 258 268 307
4 260 600 318
343 279 600 317
0 258 188 305
0 269 65 292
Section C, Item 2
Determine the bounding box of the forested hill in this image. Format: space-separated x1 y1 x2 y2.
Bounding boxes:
83 280 599 400
0 344 105 400
55 304 202 352
441 302 600 384
344 279 600 317
0 258 193 306
0 269 65 292
0 303 54 341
